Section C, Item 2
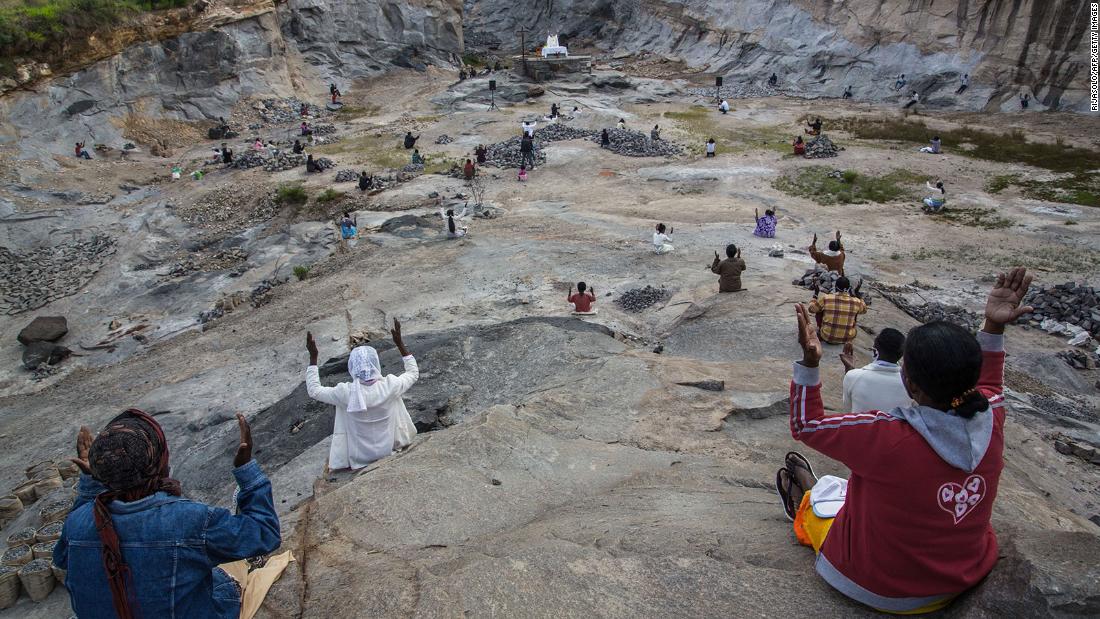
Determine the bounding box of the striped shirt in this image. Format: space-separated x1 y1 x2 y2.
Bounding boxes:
808 292 866 344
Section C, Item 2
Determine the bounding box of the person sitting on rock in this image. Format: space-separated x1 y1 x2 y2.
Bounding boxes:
55 409 280 618
300 122 313 137
806 276 865 345
923 181 947 213
475 144 487 164
463 158 476 181
571 106 580 117
920 136 941 154
300 103 310 117
777 268 1031 614
650 125 661 141
904 91 920 109
358 171 373 192
842 85 853 99
711 244 747 293
617 118 626 130
304 326 419 471
517 165 528 182
292 139 304 155
600 129 611 147
440 203 469 238
403 132 419 149
705 137 716 158
719 99 730 114
894 73 907 91
568 282 597 314
220 143 233 165
338 211 358 240
306 154 321 173
839 327 911 413
806 118 822 135
252 138 265 151
75 141 91 160
793 135 806 156
653 223 674 255
768 72 778 86
411 149 425 165
754 207 778 238
808 230 846 276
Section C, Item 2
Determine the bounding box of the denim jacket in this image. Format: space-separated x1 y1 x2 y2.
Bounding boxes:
54 460 281 618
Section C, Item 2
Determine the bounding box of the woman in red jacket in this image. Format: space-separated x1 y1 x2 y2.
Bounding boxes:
776 267 1034 614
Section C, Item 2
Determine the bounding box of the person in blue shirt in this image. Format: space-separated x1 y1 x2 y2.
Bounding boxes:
54 409 280 619
340 211 358 239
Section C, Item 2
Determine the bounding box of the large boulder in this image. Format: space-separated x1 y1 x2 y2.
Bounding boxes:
16 316 68 345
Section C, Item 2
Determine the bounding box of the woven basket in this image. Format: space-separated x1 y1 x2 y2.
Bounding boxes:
1 545 32 568
37 496 72 526
32 476 62 497
11 480 37 505
0 566 20 610
19 558 55 602
6 528 35 546
35 521 63 544
0 495 21 528
55 461 80 481
51 565 65 588
32 541 55 561
25 461 59 481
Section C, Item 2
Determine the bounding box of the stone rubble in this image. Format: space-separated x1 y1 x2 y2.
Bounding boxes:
434 134 454 144
875 286 983 331
1018 282 1100 339
198 277 286 325
534 124 598 143
803 134 840 159
255 98 327 124
1053 433 1100 465
0 237 117 315
616 285 670 312
179 188 280 234
482 135 546 168
791 267 872 306
686 83 779 99
591 128 682 157
1057 348 1099 370
334 169 359 182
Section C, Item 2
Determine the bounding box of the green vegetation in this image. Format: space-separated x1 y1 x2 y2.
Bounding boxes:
912 244 1100 274
315 188 345 203
461 53 485 68
664 106 791 155
292 265 310 281
931 207 1013 230
772 166 927 205
275 183 308 205
0 0 186 71
829 117 1100 207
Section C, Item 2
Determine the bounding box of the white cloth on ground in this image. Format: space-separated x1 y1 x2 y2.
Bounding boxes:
841 361 913 414
810 475 848 518
305 356 419 470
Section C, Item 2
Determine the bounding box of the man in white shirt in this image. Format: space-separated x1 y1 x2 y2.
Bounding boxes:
839 328 912 413
719 99 730 114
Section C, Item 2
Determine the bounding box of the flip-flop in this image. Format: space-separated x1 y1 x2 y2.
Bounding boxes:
775 468 800 522
785 451 817 485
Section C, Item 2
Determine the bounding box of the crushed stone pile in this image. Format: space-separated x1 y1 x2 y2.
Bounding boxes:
255 98 326 124
435 134 454 144
0 237 116 315
1058 349 1099 371
310 157 336 172
804 134 840 159
401 163 425 175
616 286 670 312
198 277 286 325
534 124 597 143
792 267 872 305
686 83 779 99
179 187 279 234
334 169 359 182
483 136 546 168
311 124 337 136
591 128 682 157
1019 283 1100 339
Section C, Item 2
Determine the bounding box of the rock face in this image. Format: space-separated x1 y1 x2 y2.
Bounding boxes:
16 317 67 346
464 0 1094 112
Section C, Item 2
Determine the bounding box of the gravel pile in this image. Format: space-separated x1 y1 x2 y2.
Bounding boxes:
401 163 425 175
591 128 682 157
1058 349 1099 370
310 157 336 172
534 124 597 142
791 267 871 305
483 136 545 168
686 83 779 99
616 286 670 312
0 236 117 315
311 124 337 136
435 134 454 144
334 169 359 182
1018 283 1100 338
230 151 271 170
256 98 325 124
804 134 840 159
179 187 279 234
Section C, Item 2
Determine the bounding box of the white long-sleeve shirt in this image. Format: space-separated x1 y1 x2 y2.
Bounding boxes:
841 361 913 413
305 356 419 470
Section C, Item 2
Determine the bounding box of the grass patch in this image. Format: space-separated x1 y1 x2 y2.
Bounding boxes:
912 244 1100 274
275 183 308 205
931 207 1013 230
985 174 1018 194
461 53 485 67
773 166 927 205
334 104 380 118
663 106 791 155
0 0 187 74
313 134 409 169
292 265 310 281
315 188 345 203
983 172 1100 207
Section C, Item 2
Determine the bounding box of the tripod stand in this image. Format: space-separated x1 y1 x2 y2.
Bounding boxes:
488 88 498 111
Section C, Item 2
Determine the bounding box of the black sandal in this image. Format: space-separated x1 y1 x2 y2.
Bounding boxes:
785 451 817 485
775 468 802 522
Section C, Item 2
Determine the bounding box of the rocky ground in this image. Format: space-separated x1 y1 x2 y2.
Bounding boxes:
0 66 1098 617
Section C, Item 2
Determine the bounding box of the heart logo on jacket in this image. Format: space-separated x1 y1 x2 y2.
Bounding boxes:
937 475 985 524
